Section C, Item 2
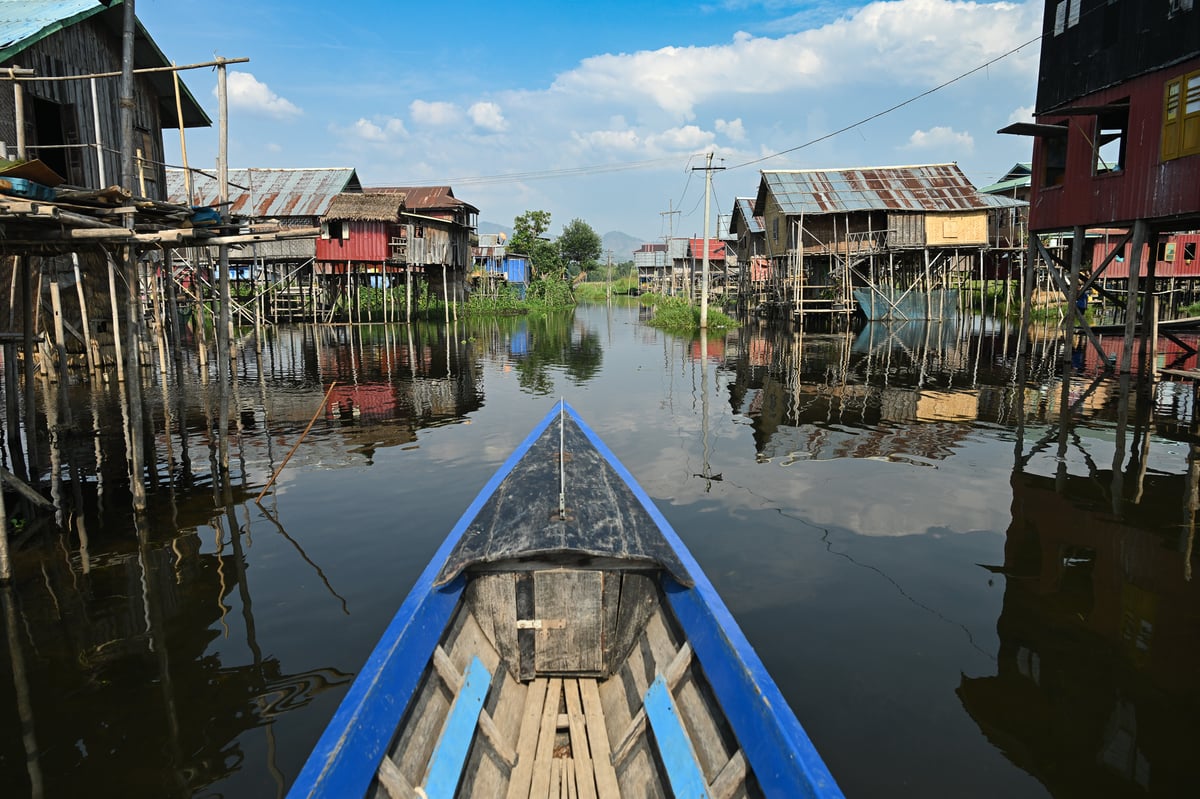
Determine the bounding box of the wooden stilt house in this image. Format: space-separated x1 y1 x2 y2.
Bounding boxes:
1000 0 1200 373
0 0 210 196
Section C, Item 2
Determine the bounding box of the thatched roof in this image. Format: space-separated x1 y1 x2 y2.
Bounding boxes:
322 192 405 222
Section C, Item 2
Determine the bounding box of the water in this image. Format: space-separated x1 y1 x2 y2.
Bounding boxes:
1 301 1197 797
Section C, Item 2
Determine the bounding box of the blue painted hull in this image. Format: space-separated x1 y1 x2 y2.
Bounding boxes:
288 402 844 798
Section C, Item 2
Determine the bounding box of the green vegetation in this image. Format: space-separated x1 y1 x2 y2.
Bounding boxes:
574 275 639 300
641 294 737 332
558 217 603 277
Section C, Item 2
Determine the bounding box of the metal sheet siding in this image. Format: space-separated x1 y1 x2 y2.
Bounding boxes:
1093 234 1200 278
763 164 988 216
1028 60 1200 232
166 168 359 218
314 221 390 263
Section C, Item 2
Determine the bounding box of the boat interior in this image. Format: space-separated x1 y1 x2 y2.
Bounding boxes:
368 565 760 799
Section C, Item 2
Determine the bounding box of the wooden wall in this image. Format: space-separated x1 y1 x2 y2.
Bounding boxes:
0 15 167 196
924 211 988 247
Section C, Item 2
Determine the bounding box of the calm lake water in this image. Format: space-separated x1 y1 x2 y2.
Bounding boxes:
1 300 1198 797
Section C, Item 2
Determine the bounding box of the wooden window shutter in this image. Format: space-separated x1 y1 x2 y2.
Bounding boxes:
1163 78 1182 161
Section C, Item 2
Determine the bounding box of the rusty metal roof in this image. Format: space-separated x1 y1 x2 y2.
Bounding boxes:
734 197 764 234
166 167 362 218
759 163 989 216
368 185 478 214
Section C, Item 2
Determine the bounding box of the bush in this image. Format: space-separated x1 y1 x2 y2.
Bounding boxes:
645 296 737 332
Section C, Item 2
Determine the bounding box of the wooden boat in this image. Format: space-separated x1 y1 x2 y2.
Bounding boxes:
289 402 843 798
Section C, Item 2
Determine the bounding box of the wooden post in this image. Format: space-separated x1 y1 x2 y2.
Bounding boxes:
443 264 450 327
11 67 26 160
1063 226 1084 372
71 254 97 374
20 257 37 468
1144 251 1159 380
1119 221 1147 374
90 78 106 186
122 242 146 512
106 252 125 379
216 57 232 472
406 262 412 324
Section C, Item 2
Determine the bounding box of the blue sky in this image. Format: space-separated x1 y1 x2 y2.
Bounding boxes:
139 0 1042 243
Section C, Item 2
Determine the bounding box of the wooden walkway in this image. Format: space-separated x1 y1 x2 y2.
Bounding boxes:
506 678 619 799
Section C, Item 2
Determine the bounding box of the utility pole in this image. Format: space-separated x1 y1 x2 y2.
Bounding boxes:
605 249 613 300
693 152 725 329
660 201 679 296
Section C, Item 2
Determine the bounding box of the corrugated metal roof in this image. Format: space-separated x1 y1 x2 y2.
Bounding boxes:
976 194 1028 210
735 197 765 233
166 168 361 218
688 238 728 260
761 163 988 215
0 0 105 55
368 185 478 214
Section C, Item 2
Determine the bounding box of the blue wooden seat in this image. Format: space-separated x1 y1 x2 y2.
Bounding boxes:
644 674 712 799
422 655 492 798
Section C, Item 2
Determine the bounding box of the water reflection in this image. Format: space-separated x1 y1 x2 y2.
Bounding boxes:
1 304 1198 798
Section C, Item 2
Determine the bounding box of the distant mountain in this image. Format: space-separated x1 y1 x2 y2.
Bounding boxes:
601 231 644 262
477 223 649 263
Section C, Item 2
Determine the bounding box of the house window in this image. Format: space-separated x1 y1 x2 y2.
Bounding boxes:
1041 128 1069 187
1054 0 1080 35
1163 71 1200 160
1093 105 1128 174
1184 242 1196 263
772 217 779 241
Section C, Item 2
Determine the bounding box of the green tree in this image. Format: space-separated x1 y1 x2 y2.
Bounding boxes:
558 218 602 277
510 210 558 279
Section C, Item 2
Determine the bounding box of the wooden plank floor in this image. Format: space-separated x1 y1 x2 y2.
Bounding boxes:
507 677 618 799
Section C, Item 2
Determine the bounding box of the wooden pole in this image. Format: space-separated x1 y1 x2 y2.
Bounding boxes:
1119 221 1147 374
20 257 37 469
254 381 337 504
216 58 232 472
89 78 106 187
71 254 97 374
171 64 193 202
11 67 26 159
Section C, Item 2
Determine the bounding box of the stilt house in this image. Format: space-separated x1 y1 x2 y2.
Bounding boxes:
752 163 1002 321
729 198 769 309
1000 0 1200 370
368 186 478 303
0 0 210 197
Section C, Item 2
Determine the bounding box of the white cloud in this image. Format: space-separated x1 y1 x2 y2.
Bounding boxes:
1008 104 1034 124
905 125 974 152
469 101 508 132
222 72 301 119
549 0 1038 120
410 100 462 126
716 118 746 141
573 129 642 152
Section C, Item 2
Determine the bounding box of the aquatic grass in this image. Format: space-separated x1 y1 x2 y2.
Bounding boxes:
644 295 737 332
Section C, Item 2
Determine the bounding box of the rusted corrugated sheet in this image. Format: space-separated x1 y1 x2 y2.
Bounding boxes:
763 164 988 216
369 185 479 214
166 167 361 218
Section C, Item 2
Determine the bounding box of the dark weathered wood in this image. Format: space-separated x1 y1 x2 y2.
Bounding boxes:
608 572 658 673
438 416 692 588
534 570 603 674
517 572 536 681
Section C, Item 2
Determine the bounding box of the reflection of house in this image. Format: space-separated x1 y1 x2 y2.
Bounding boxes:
751 164 1010 322
0 1 210 196
958 468 1200 797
